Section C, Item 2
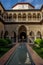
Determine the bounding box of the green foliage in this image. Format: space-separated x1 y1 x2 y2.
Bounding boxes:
33 47 43 58
0 38 12 47
34 39 41 47
5 38 12 44
34 38 43 48
0 38 8 46
40 39 43 48
34 38 41 45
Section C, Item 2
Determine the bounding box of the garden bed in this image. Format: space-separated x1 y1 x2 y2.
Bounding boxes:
0 47 11 57
0 38 12 58
33 46 43 59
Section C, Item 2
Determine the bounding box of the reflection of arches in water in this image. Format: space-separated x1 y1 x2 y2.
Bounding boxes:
18 25 27 42
37 31 42 39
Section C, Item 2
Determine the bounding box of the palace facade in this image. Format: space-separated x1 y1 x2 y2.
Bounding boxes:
0 2 43 43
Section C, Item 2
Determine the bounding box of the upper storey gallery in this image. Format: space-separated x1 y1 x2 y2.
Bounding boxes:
0 2 43 22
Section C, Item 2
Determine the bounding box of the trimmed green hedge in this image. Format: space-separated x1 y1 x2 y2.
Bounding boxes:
0 38 12 46
0 38 8 46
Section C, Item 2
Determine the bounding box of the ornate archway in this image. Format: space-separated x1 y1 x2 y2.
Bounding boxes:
18 25 27 42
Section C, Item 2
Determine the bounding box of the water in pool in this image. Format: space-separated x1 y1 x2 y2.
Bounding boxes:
5 43 35 65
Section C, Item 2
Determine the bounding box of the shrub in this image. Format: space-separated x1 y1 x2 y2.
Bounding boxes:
5 38 12 44
40 39 43 48
0 38 8 46
34 38 41 45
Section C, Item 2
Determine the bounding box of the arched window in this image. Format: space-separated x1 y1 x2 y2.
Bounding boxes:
18 13 21 18
33 13 36 19
28 13 32 20
22 13 26 20
29 31 34 37
37 13 41 19
3 12 7 19
8 13 12 19
13 13 17 19
4 31 8 38
18 13 21 20
37 31 42 39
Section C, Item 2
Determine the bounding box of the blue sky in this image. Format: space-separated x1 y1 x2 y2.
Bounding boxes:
0 0 43 10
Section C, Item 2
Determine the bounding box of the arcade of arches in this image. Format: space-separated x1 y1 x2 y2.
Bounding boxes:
0 24 42 43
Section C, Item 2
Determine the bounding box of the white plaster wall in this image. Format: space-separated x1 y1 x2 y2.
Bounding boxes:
12 4 34 10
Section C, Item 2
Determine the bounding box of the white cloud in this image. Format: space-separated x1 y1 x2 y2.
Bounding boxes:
35 4 42 9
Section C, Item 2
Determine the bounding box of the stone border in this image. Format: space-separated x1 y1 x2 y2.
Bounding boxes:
26 44 43 65
0 43 19 65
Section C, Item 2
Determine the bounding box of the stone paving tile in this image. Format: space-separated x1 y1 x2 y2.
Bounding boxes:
26 44 43 65
0 43 19 65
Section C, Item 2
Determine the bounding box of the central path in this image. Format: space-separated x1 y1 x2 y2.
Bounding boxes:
5 43 35 65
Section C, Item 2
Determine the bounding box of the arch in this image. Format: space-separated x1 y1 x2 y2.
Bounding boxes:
3 12 8 19
18 25 27 42
8 13 12 19
22 13 26 18
18 13 21 18
18 13 21 20
22 13 26 20
1 30 3 38
29 31 35 40
29 31 34 36
13 13 17 19
4 31 8 38
18 25 27 34
37 31 42 39
28 13 32 20
37 13 41 19
33 13 36 19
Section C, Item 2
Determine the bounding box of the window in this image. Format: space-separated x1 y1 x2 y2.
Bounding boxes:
37 13 41 19
18 13 21 18
22 13 26 20
13 13 17 19
8 13 12 19
29 31 35 41
33 13 36 19
37 31 42 39
28 13 32 20
18 13 21 20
